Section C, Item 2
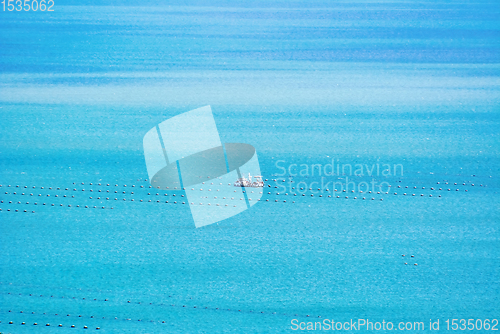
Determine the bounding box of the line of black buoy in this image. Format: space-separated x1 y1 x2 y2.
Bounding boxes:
3 178 481 196
1 291 325 320
0 178 481 213
1 317 99 330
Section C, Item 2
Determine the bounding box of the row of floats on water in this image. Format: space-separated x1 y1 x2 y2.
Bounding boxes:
0 178 485 213
1 320 100 330
1 289 329 325
0 178 485 192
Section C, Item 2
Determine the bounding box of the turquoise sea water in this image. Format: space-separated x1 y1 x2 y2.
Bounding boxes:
1 1 499 333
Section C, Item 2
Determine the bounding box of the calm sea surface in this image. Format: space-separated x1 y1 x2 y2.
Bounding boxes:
1 2 499 333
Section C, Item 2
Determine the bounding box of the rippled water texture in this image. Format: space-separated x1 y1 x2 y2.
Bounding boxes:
1 1 499 333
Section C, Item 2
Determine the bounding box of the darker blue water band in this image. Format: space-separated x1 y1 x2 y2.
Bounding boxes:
235 167 251 210
156 125 170 166
176 160 184 189
222 143 230 174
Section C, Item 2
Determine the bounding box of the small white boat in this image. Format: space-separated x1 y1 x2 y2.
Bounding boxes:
234 173 264 188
